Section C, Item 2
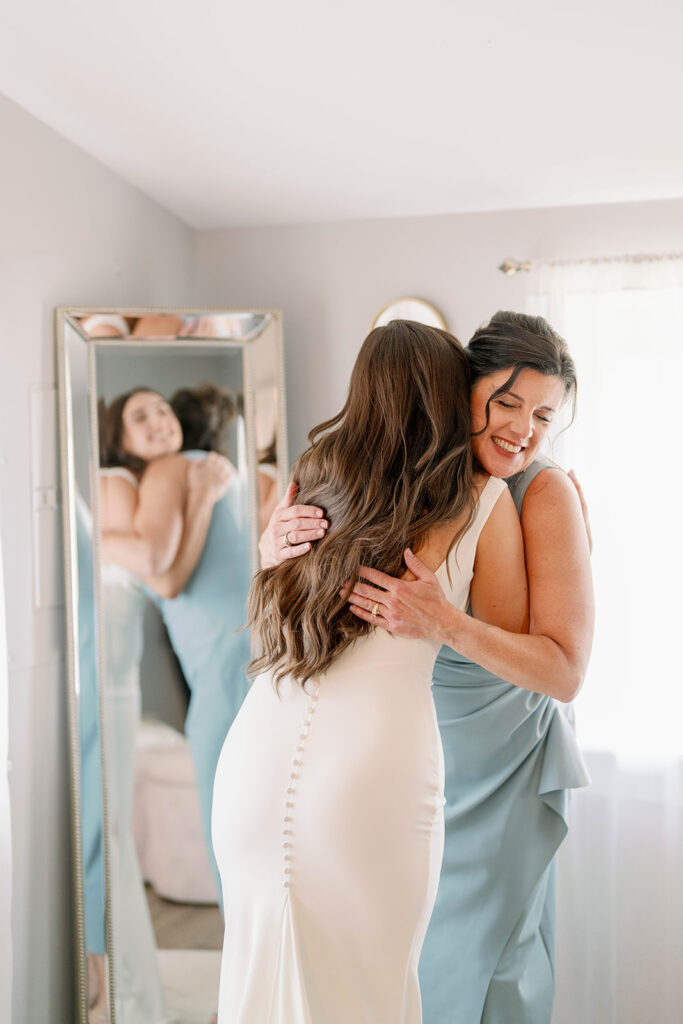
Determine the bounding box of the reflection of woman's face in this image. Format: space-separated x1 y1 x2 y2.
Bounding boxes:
121 391 183 463
470 368 565 478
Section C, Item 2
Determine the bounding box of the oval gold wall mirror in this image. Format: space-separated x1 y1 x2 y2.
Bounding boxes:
370 297 447 331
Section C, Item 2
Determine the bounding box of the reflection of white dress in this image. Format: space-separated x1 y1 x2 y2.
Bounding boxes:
212 477 506 1024
100 467 168 1024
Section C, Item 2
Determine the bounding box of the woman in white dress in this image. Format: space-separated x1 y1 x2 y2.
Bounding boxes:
211 320 528 1024
88 392 233 1023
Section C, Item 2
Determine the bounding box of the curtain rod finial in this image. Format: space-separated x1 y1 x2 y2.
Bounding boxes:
498 259 531 276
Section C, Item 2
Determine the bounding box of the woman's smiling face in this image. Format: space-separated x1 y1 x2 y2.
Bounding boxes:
470 367 565 477
121 390 183 463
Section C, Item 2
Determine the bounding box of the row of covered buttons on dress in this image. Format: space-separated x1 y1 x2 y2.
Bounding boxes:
282 683 320 889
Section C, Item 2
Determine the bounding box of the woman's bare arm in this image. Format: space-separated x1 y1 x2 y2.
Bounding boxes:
101 454 232 589
144 454 234 599
100 473 162 577
132 455 188 574
443 470 593 700
100 458 186 576
348 470 593 702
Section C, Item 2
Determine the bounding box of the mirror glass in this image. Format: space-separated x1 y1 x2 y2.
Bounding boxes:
58 309 287 1024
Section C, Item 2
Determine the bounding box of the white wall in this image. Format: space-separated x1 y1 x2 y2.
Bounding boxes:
193 198 683 460
0 92 193 1024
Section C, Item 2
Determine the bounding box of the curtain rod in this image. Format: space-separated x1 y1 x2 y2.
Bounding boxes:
498 252 683 276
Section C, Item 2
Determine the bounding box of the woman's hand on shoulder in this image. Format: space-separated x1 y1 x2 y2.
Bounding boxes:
258 482 328 568
568 468 593 554
521 466 594 698
187 452 235 505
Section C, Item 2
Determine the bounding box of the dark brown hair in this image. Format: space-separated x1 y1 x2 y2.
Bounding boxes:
248 319 476 686
170 383 237 452
467 311 577 438
98 388 162 475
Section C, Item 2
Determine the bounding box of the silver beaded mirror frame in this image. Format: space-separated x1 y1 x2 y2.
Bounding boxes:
56 307 287 1023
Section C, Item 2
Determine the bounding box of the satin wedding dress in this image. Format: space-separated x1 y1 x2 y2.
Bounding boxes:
212 477 506 1024
100 467 168 1024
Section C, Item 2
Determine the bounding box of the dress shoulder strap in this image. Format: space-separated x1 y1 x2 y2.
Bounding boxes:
440 476 507 606
506 456 555 516
460 476 507 556
475 475 507 526
448 476 507 563
100 466 139 488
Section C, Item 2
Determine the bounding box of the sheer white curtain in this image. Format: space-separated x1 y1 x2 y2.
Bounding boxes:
0 519 12 1023
527 256 683 1024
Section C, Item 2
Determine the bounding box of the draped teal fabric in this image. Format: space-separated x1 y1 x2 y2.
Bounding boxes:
419 459 590 1023
151 452 252 901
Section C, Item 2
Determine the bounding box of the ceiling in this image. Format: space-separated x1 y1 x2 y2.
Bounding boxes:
1 0 681 229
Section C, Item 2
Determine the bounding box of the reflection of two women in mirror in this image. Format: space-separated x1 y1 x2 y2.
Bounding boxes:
81 381 257 1022
211 314 594 1024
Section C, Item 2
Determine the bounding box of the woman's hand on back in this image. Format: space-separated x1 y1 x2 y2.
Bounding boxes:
259 482 328 568
187 452 235 506
347 484 527 643
346 550 457 643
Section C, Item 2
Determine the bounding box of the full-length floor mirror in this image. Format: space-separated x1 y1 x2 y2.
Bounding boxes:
57 308 287 1024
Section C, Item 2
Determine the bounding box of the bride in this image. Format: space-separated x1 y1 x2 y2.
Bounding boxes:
211 319 528 1024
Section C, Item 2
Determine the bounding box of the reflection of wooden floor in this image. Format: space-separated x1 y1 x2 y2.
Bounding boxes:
146 884 224 950
158 950 221 1024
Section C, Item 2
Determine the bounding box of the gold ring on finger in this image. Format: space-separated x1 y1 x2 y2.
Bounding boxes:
371 602 380 617
283 531 294 547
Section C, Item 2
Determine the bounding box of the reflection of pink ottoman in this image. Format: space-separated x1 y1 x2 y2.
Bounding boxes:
133 720 219 905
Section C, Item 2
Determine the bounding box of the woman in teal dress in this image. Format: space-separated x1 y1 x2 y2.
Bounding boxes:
417 455 590 1024
261 311 594 1023
148 449 252 894
75 495 107 1012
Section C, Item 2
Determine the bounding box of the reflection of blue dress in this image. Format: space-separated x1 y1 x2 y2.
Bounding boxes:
152 453 253 898
419 459 590 1024
76 498 106 955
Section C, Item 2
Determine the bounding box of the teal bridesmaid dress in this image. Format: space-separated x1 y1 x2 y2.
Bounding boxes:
152 453 253 899
76 497 106 955
419 458 590 1024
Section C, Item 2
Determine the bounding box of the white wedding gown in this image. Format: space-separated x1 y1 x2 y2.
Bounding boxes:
212 477 506 1024
100 468 168 1024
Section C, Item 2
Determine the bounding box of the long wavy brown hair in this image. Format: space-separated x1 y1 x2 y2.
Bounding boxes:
248 319 476 686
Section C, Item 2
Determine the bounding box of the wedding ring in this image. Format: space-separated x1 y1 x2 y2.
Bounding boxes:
283 531 294 547
371 602 380 618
